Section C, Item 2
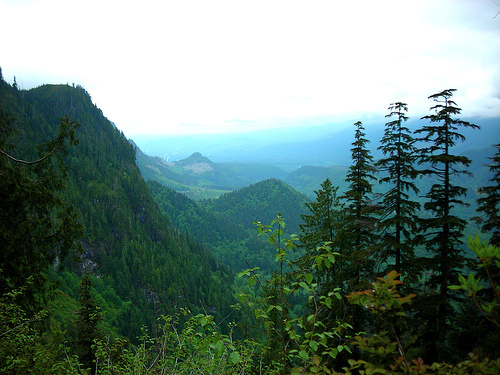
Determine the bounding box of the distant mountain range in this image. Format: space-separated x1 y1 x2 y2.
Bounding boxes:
135 140 498 210
131 117 499 170
135 147 288 200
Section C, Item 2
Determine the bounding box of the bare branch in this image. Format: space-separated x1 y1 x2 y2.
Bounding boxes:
0 147 57 165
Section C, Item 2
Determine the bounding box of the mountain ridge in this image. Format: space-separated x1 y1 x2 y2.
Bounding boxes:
0 79 236 340
131 117 499 169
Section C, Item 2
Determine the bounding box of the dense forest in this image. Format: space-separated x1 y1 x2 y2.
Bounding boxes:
1 69 500 374
148 178 309 275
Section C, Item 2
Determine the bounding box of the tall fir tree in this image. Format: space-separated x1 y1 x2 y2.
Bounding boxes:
338 121 379 361
375 102 420 282
476 140 500 246
341 121 378 277
415 89 480 362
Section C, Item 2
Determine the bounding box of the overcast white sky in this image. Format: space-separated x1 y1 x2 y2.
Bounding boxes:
1 0 499 136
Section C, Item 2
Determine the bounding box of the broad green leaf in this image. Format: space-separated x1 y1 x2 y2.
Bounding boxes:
299 350 309 360
309 340 319 352
229 351 240 364
237 269 251 277
216 340 224 357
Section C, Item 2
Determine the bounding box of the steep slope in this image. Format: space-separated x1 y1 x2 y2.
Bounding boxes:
0 79 235 340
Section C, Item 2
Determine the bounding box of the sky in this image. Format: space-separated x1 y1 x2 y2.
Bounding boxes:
1 0 499 136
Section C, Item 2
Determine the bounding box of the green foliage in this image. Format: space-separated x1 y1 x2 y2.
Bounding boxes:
0 109 83 307
343 271 416 373
238 216 352 374
89 309 255 374
299 179 345 254
0 276 69 374
339 270 500 375
450 235 500 329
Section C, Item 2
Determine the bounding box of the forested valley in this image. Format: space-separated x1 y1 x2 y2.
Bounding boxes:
1 71 500 374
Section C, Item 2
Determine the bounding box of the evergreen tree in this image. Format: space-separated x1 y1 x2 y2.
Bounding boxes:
476 140 500 246
75 273 103 374
415 89 480 362
375 102 420 281
341 121 378 281
299 178 346 255
337 121 379 362
0 109 82 309
298 179 349 303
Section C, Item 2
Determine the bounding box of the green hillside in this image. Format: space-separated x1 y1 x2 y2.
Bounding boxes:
0 79 236 342
203 178 309 235
148 178 310 275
